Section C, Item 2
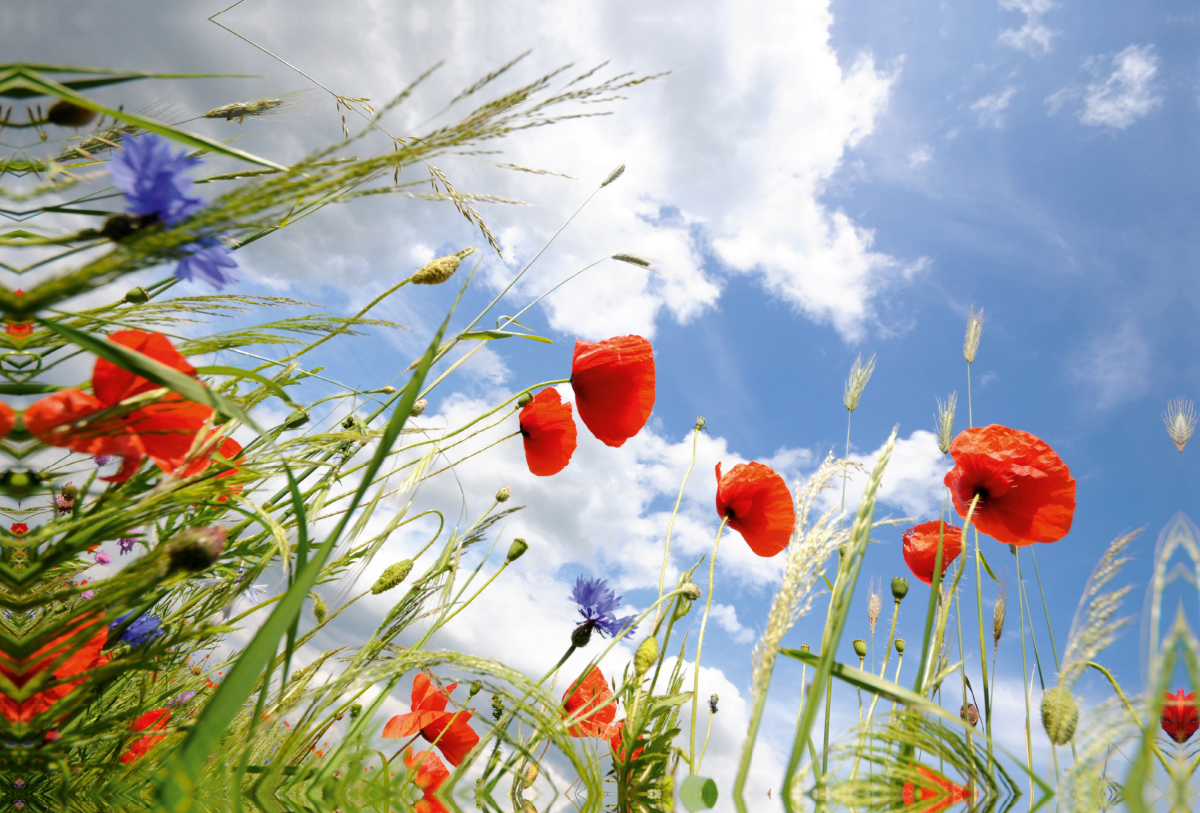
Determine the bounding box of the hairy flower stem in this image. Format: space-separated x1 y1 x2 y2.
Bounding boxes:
690 517 727 772
654 422 702 630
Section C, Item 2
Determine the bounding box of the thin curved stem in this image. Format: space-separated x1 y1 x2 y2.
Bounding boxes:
689 517 727 772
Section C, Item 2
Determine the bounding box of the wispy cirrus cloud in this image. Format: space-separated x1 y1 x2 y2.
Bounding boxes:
971 87 1019 128
998 0 1057 55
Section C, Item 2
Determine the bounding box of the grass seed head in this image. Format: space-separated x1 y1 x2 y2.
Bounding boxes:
867 578 882 637
634 636 659 676
411 247 475 285
843 353 876 413
1041 686 1079 745
312 593 327 625
935 391 958 454
993 578 1008 649
371 560 413 594
1163 397 1197 452
602 163 626 186
964 305 984 364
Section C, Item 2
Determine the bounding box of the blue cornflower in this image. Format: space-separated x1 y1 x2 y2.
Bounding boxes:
109 612 164 646
118 538 137 555
570 576 637 644
175 238 239 289
109 133 204 225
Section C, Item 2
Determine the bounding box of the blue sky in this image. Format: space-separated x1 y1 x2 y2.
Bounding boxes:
9 0 1200 804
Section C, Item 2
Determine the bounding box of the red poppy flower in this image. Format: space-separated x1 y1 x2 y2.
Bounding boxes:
0 613 108 723
943 425 1075 546
0 401 14 441
714 462 796 557
606 719 645 761
182 433 244 501
10 523 27 537
901 766 975 812
5 324 32 338
382 674 479 767
1161 689 1198 744
519 389 577 476
24 331 215 482
562 665 616 738
404 748 451 813
901 521 964 585
570 335 655 447
120 708 171 764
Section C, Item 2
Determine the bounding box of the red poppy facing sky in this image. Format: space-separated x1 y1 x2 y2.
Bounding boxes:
24 331 215 482
10 523 27 537
519 389 577 476
902 521 964 585
404 748 451 813
0 402 14 441
943 425 1076 546
715 462 796 557
562 665 616 738
382 674 479 767
1161 689 1199 744
0 614 108 724
570 335 655 447
120 708 171 764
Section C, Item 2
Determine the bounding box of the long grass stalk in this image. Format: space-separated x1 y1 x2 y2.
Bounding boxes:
689 517 728 772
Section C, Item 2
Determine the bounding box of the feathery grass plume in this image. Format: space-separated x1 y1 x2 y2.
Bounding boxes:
964 305 984 364
1059 530 1139 688
1163 397 1197 452
602 163 626 186
935 391 957 454
611 253 652 268
867 577 882 639
843 353 876 413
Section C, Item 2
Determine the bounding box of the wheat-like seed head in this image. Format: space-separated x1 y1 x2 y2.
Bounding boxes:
964 305 984 364
1060 530 1139 687
867 577 882 639
936 391 958 454
1163 397 1197 453
992 575 1007 649
843 353 876 413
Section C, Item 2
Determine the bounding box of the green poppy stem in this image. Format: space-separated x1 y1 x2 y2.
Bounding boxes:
689 516 727 772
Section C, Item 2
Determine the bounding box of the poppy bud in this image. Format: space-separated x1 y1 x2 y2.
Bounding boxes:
349 703 362 720
852 639 867 659
123 285 151 305
496 486 511 503
680 582 702 600
800 644 810 654
571 623 593 649
47 100 97 127
672 597 693 622
506 538 528 563
283 410 310 430
167 527 227 573
371 560 413 594
891 577 909 601
312 594 327 624
61 482 79 500
517 391 534 407
1041 686 1078 745
470 679 483 697
191 665 203 676
695 416 706 430
895 639 905 654
411 248 475 285
634 636 658 676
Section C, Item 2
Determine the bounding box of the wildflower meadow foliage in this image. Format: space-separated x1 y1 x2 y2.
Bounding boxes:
0 49 1196 813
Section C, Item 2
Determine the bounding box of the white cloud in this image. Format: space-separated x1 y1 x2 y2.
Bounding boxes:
821 429 948 522
1080 45 1162 129
971 87 1019 128
709 603 758 645
1071 319 1151 409
998 0 1057 55
907 144 933 167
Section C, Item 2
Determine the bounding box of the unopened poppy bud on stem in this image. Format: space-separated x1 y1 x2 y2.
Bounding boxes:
506 538 528 563
411 248 475 285
123 286 151 305
634 636 659 676
516 391 533 407
371 560 413 594
891 577 909 601
470 679 483 697
895 639 905 654
495 486 511 503
167 527 227 573
852 639 867 659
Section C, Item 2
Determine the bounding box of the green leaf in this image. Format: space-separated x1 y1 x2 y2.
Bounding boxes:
459 329 552 343
978 547 1000 584
650 692 693 710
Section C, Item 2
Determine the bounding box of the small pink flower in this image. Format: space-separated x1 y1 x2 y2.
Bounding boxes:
94 551 111 566
80 590 95 600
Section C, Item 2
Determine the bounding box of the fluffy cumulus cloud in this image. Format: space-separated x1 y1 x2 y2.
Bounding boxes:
998 0 1057 55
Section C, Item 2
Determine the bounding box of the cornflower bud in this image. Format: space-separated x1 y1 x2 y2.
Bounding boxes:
634 636 659 676
495 486 511 503
571 623 593 649
895 639 905 654
891 577 909 601
843 354 876 413
312 593 327 625
506 538 528 563
680 582 701 600
411 248 475 285
964 305 984 364
852 639 867 659
410 399 428 417
935 392 958 455
167 527 227 573
1164 398 1197 453
1040 686 1079 745
61 483 79 500
371 560 413 594
708 694 719 714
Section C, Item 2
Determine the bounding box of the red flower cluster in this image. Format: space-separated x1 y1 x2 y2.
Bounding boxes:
516 335 655 476
23 331 231 484
944 425 1075 546
382 674 479 767
901 521 963 585
404 748 451 813
120 708 171 764
715 462 796 557
1161 689 1198 744
901 765 976 812
0 614 108 723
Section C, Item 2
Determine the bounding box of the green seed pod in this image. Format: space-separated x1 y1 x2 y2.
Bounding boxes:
895 639 905 654
635 636 659 676
891 577 910 601
469 679 483 697
506 538 528 563
47 100 98 128
371 560 413 594
1041 685 1079 745
411 248 475 285
852 639 867 658
800 643 811 654
517 391 534 407
694 416 707 430
123 285 151 304
312 593 327 625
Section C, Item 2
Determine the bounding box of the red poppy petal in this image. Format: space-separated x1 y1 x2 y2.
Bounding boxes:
901 522 964 585
570 336 655 448
562 666 616 737
383 710 447 739
519 389 577 476
24 390 147 472
125 398 214 474
422 713 479 767
93 330 198 406
715 462 796 557
0 402 14 440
